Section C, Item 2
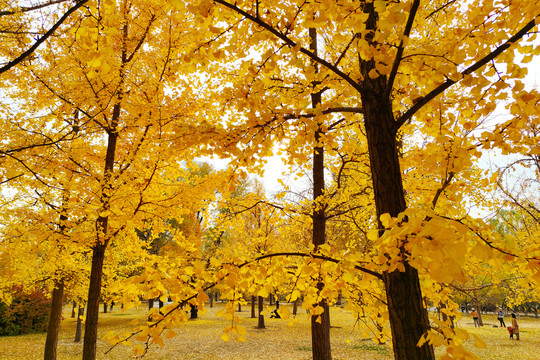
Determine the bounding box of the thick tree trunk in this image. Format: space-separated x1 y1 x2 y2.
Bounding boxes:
44 280 65 360
251 295 256 318
357 4 434 356
82 243 107 360
361 80 434 359
475 300 484 326
257 296 265 329
75 305 84 342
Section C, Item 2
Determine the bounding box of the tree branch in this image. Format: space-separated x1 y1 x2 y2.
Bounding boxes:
384 0 420 99
212 0 362 92
0 0 90 74
393 14 540 131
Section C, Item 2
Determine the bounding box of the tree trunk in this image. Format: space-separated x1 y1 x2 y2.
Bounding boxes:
475 300 484 326
308 26 332 360
356 4 435 356
103 302 107 314
75 305 84 342
360 74 435 360
148 298 154 321
82 243 108 360
190 304 198 319
257 296 265 329
293 299 298 316
209 292 214 308
44 280 65 360
238 302 242 312
251 295 256 318
71 301 76 318
81 65 121 360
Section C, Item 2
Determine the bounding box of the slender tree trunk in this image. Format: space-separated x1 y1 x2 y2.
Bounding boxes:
251 296 256 318
209 292 214 308
293 299 298 316
148 298 154 321
257 296 265 329
44 203 69 360
71 301 76 318
309 27 332 360
82 243 108 360
75 305 84 342
44 280 65 360
238 302 242 312
103 302 108 314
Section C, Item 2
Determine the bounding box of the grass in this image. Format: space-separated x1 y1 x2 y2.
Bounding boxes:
1 304 540 359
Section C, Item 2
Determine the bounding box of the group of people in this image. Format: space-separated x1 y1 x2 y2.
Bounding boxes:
471 308 519 340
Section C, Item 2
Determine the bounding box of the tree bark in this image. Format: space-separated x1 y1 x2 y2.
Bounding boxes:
356 3 435 358
360 64 435 360
257 296 265 329
44 280 65 360
82 243 108 360
75 305 84 342
475 300 484 326
71 301 76 318
251 295 256 318
148 298 154 321
309 27 332 360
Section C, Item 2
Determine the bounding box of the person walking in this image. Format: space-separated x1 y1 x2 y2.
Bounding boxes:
511 313 520 340
471 308 479 327
497 308 506 327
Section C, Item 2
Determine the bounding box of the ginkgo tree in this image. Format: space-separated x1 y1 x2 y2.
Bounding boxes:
178 0 540 359
2 1 227 360
2 0 540 360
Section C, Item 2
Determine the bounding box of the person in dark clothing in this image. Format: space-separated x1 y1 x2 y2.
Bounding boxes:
497 308 506 327
270 300 281 318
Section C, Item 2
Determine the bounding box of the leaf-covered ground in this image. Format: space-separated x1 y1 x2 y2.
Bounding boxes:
1 304 539 359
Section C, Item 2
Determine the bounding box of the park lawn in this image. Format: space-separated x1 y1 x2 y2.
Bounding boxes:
0 304 538 360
